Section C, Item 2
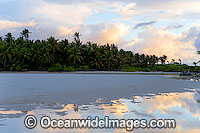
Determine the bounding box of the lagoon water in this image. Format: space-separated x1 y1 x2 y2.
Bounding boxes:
0 73 200 132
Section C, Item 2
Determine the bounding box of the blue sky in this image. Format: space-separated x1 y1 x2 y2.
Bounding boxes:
0 0 200 64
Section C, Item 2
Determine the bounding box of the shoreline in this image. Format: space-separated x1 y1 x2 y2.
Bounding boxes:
2 71 199 81
0 71 181 75
173 75 200 81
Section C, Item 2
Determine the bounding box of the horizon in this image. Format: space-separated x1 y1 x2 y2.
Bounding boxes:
0 0 200 64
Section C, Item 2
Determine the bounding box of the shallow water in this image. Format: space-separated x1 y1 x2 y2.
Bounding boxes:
0 73 200 132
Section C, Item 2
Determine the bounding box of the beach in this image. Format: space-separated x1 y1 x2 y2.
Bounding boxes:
0 72 200 132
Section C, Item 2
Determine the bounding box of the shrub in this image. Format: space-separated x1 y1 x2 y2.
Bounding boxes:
76 65 89 71
48 63 63 72
63 66 75 72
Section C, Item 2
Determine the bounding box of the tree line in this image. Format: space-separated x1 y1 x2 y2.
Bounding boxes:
0 29 197 71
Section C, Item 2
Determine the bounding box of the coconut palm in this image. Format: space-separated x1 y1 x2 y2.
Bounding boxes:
73 32 82 47
159 55 167 64
89 53 103 70
68 46 83 66
194 62 197 67
47 36 59 63
20 29 31 40
5 33 14 43
38 45 52 65
179 59 182 64
0 46 12 70
171 59 175 64
20 47 31 64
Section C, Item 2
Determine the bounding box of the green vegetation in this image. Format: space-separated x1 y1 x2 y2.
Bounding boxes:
0 29 199 72
122 64 200 72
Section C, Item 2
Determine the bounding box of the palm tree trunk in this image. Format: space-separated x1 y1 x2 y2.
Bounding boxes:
52 51 55 63
21 58 25 64
3 57 6 70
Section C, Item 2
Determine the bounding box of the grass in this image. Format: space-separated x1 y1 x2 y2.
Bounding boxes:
121 64 200 72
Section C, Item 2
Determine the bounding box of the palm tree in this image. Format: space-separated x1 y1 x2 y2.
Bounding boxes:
73 32 82 47
179 59 182 64
20 47 31 64
39 46 52 65
171 59 175 64
68 46 83 67
59 39 70 63
89 53 103 70
47 36 59 63
195 61 200 66
194 62 197 67
5 33 14 43
159 55 167 64
167 61 169 64
20 29 31 40
31 40 41 64
0 46 12 70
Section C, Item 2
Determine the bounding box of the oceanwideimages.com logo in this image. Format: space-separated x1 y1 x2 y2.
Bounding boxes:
24 115 176 131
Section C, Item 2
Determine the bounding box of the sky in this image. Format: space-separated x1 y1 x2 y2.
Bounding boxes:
0 0 200 64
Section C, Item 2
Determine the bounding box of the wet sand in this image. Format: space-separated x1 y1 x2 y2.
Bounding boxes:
0 73 200 132
0 73 199 111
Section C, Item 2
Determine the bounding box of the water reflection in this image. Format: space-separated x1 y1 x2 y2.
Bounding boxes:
0 89 200 132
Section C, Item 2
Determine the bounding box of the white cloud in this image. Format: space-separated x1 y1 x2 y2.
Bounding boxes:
21 0 94 26
56 26 79 37
89 23 130 44
123 38 139 48
134 0 200 11
128 26 200 64
0 20 35 30
181 25 200 42
113 3 136 19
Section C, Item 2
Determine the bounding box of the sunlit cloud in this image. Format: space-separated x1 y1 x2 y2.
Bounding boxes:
99 99 129 117
127 26 200 64
28 0 93 25
0 20 35 30
113 3 137 19
92 23 130 44
56 26 80 37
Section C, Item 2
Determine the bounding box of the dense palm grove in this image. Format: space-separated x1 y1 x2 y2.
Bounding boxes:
0 29 199 72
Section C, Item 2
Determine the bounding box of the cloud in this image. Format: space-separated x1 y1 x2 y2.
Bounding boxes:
134 0 200 11
134 21 156 29
56 26 79 37
90 23 130 44
49 0 200 22
113 3 136 19
43 0 133 5
163 24 184 30
181 25 200 42
128 26 200 64
136 91 200 123
20 0 94 26
53 23 130 44
23 21 200 65
0 20 35 30
194 33 200 51
123 38 139 49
